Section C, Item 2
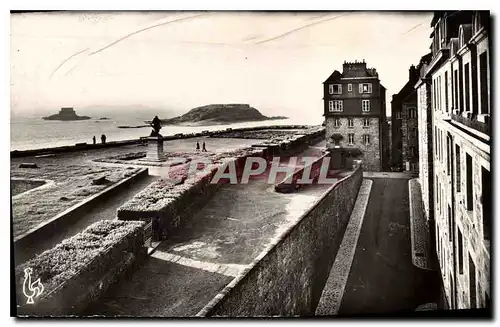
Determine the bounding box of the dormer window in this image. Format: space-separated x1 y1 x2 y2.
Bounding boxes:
474 12 481 34
473 11 488 34
459 28 465 48
329 84 342 95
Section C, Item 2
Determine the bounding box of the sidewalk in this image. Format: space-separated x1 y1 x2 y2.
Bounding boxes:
408 178 436 271
315 179 373 316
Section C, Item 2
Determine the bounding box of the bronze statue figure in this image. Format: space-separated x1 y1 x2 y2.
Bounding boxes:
150 115 162 137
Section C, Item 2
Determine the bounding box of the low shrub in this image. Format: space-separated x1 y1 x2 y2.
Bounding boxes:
15 220 145 297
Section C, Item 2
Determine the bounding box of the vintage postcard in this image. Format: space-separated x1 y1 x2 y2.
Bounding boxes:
10 10 492 318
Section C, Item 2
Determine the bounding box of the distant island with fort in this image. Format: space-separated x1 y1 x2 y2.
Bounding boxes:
43 107 91 121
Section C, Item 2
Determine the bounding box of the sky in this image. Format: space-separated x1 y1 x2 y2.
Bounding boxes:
10 11 433 120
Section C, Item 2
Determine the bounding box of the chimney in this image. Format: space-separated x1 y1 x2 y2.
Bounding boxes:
409 65 417 81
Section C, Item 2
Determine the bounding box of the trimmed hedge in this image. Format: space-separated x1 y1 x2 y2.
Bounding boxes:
15 220 145 316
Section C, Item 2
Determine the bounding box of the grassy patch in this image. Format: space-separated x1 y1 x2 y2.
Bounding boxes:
12 167 141 238
15 220 145 297
11 179 46 196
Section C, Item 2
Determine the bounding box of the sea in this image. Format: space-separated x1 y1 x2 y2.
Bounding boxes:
10 115 320 151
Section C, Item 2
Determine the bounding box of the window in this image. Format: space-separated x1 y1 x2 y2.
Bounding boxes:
479 52 489 114
348 118 354 128
437 129 440 161
409 108 417 119
456 145 461 192
469 254 477 308
359 83 372 93
348 84 352 92
445 71 449 112
448 205 452 241
363 118 370 127
434 127 438 158
466 153 473 211
333 118 340 127
328 100 343 112
447 135 451 176
433 81 437 110
410 146 416 157
348 133 354 145
458 227 464 274
454 69 459 110
438 76 441 110
362 100 371 112
396 111 401 119
436 179 440 206
363 134 370 145
482 166 491 241
329 84 342 95
440 130 443 162
464 63 471 112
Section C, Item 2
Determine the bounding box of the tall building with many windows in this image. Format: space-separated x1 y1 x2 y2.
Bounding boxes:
415 10 491 310
391 65 420 171
323 60 388 171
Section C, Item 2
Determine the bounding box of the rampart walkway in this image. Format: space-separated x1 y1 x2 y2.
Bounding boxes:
85 140 336 317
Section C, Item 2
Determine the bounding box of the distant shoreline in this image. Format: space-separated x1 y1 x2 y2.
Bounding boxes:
140 117 290 128
11 123 318 156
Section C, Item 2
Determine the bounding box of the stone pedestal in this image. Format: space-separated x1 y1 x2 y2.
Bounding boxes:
146 136 165 161
326 147 343 169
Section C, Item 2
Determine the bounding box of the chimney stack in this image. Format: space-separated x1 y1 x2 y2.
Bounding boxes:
409 65 418 81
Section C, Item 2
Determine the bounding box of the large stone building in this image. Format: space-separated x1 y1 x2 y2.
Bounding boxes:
415 11 491 310
323 60 388 171
391 65 420 171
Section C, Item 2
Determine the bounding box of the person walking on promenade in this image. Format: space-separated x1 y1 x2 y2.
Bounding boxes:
92 136 96 145
202 141 207 152
101 134 107 144
196 142 200 151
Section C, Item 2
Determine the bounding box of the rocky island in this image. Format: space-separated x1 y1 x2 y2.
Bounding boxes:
145 104 288 126
43 107 91 121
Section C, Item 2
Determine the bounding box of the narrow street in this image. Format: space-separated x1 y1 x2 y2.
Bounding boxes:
337 176 441 316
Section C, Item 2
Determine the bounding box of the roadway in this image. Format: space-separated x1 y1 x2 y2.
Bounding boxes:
336 176 441 315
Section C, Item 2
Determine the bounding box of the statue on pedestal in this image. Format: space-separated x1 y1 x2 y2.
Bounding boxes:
150 115 162 137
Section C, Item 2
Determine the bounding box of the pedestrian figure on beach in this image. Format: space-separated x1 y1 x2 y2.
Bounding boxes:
196 142 200 151
92 136 96 145
202 141 207 152
101 134 106 144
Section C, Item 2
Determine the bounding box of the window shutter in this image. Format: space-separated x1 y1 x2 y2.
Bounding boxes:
359 84 363 93
368 84 372 93
339 85 342 94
